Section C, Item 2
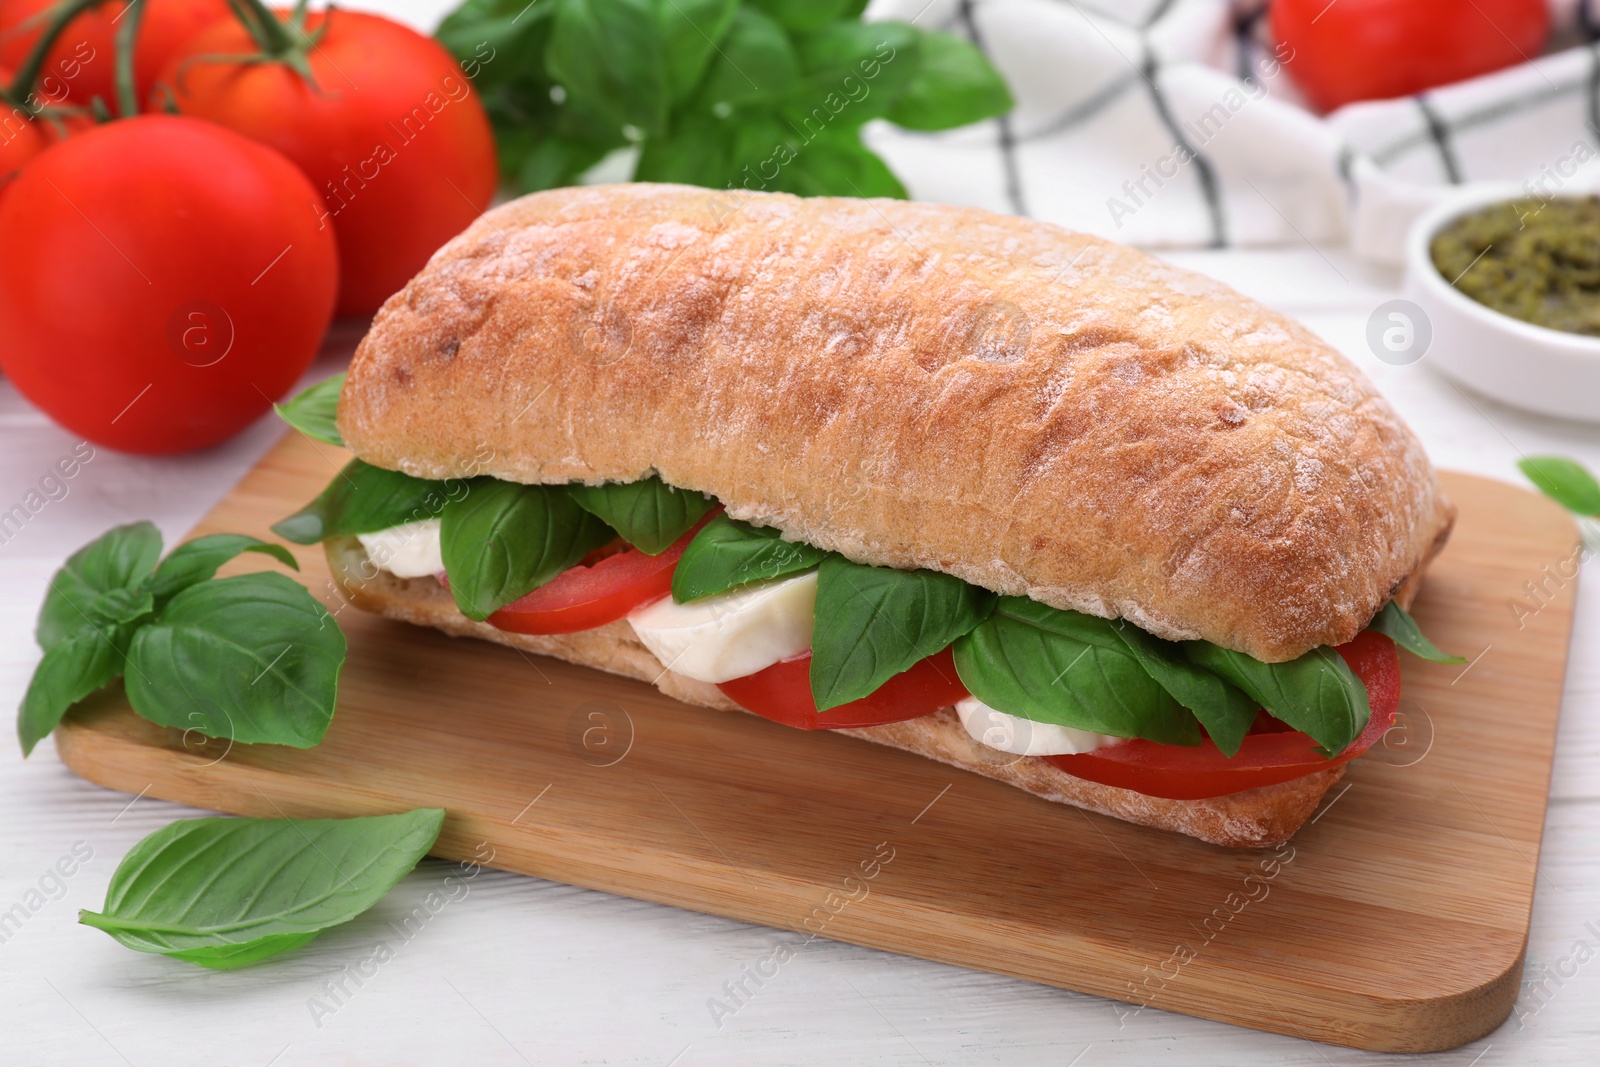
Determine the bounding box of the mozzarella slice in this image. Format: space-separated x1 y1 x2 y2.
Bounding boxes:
357 519 444 579
955 695 1123 756
627 572 818 684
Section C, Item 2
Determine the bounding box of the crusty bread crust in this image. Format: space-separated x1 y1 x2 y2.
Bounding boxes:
328 537 1342 848
340 183 1453 662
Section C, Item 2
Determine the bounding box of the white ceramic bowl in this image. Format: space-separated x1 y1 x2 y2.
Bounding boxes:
1402 185 1600 423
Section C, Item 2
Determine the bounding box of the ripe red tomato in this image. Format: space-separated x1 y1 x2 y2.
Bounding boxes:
0 114 45 198
155 8 497 315
487 519 716 636
36 110 96 143
1046 631 1401 799
0 115 338 454
0 68 48 200
0 0 229 108
1271 0 1549 112
719 647 970 730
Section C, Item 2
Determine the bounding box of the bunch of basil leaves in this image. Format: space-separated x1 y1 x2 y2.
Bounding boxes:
14 512 443 972
435 0 1013 195
17 522 346 756
14 514 445 971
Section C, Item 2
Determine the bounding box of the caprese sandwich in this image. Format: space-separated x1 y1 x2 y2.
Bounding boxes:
277 184 1459 848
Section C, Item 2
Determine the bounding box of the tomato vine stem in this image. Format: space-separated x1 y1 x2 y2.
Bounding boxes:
218 0 325 82
8 0 110 108
113 0 147 117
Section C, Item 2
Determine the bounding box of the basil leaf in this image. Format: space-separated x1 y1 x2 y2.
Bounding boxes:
748 0 853 33
79 809 445 969
567 477 714 555
125 573 346 748
437 0 555 87
810 558 993 711
787 20 920 126
37 521 162 652
888 30 1012 132
647 0 741 104
547 0 664 134
439 0 590 188
696 7 797 109
635 111 736 185
1369 601 1467 664
103 929 321 969
510 129 617 192
272 460 453 545
146 534 299 607
781 128 908 198
87 587 155 628
274 373 346 446
637 112 803 189
547 0 738 137
1111 623 1257 757
18 624 135 756
671 514 827 602
952 599 1201 745
440 479 615 620
1186 643 1369 757
1518 455 1600 515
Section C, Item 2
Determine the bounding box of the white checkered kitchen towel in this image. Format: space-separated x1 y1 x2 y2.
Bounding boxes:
864 0 1600 262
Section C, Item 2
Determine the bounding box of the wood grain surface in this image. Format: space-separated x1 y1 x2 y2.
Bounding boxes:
52 433 1579 1053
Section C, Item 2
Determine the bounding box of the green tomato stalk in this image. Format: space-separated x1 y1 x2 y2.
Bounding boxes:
7 0 109 108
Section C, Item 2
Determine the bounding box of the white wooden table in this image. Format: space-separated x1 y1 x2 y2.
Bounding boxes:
5 5 1599 1064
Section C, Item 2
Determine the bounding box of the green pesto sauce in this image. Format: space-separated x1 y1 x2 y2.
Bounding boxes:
1430 196 1600 337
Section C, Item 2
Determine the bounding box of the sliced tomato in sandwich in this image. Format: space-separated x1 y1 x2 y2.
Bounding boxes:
486 515 716 635
718 647 969 730
1045 631 1401 800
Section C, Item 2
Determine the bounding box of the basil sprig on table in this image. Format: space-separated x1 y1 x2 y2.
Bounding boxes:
670 514 827 602
441 479 615 620
81 809 444 969
275 372 347 447
18 523 343 755
35 520 164 653
810 557 993 711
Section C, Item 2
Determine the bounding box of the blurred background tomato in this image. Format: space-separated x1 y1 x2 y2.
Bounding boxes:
1271 0 1550 112
156 7 497 315
0 0 230 107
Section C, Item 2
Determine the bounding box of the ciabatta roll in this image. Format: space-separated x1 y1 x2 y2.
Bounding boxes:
324 183 1453 847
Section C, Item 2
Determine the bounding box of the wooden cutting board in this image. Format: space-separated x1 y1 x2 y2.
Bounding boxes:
54 433 1579 1053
